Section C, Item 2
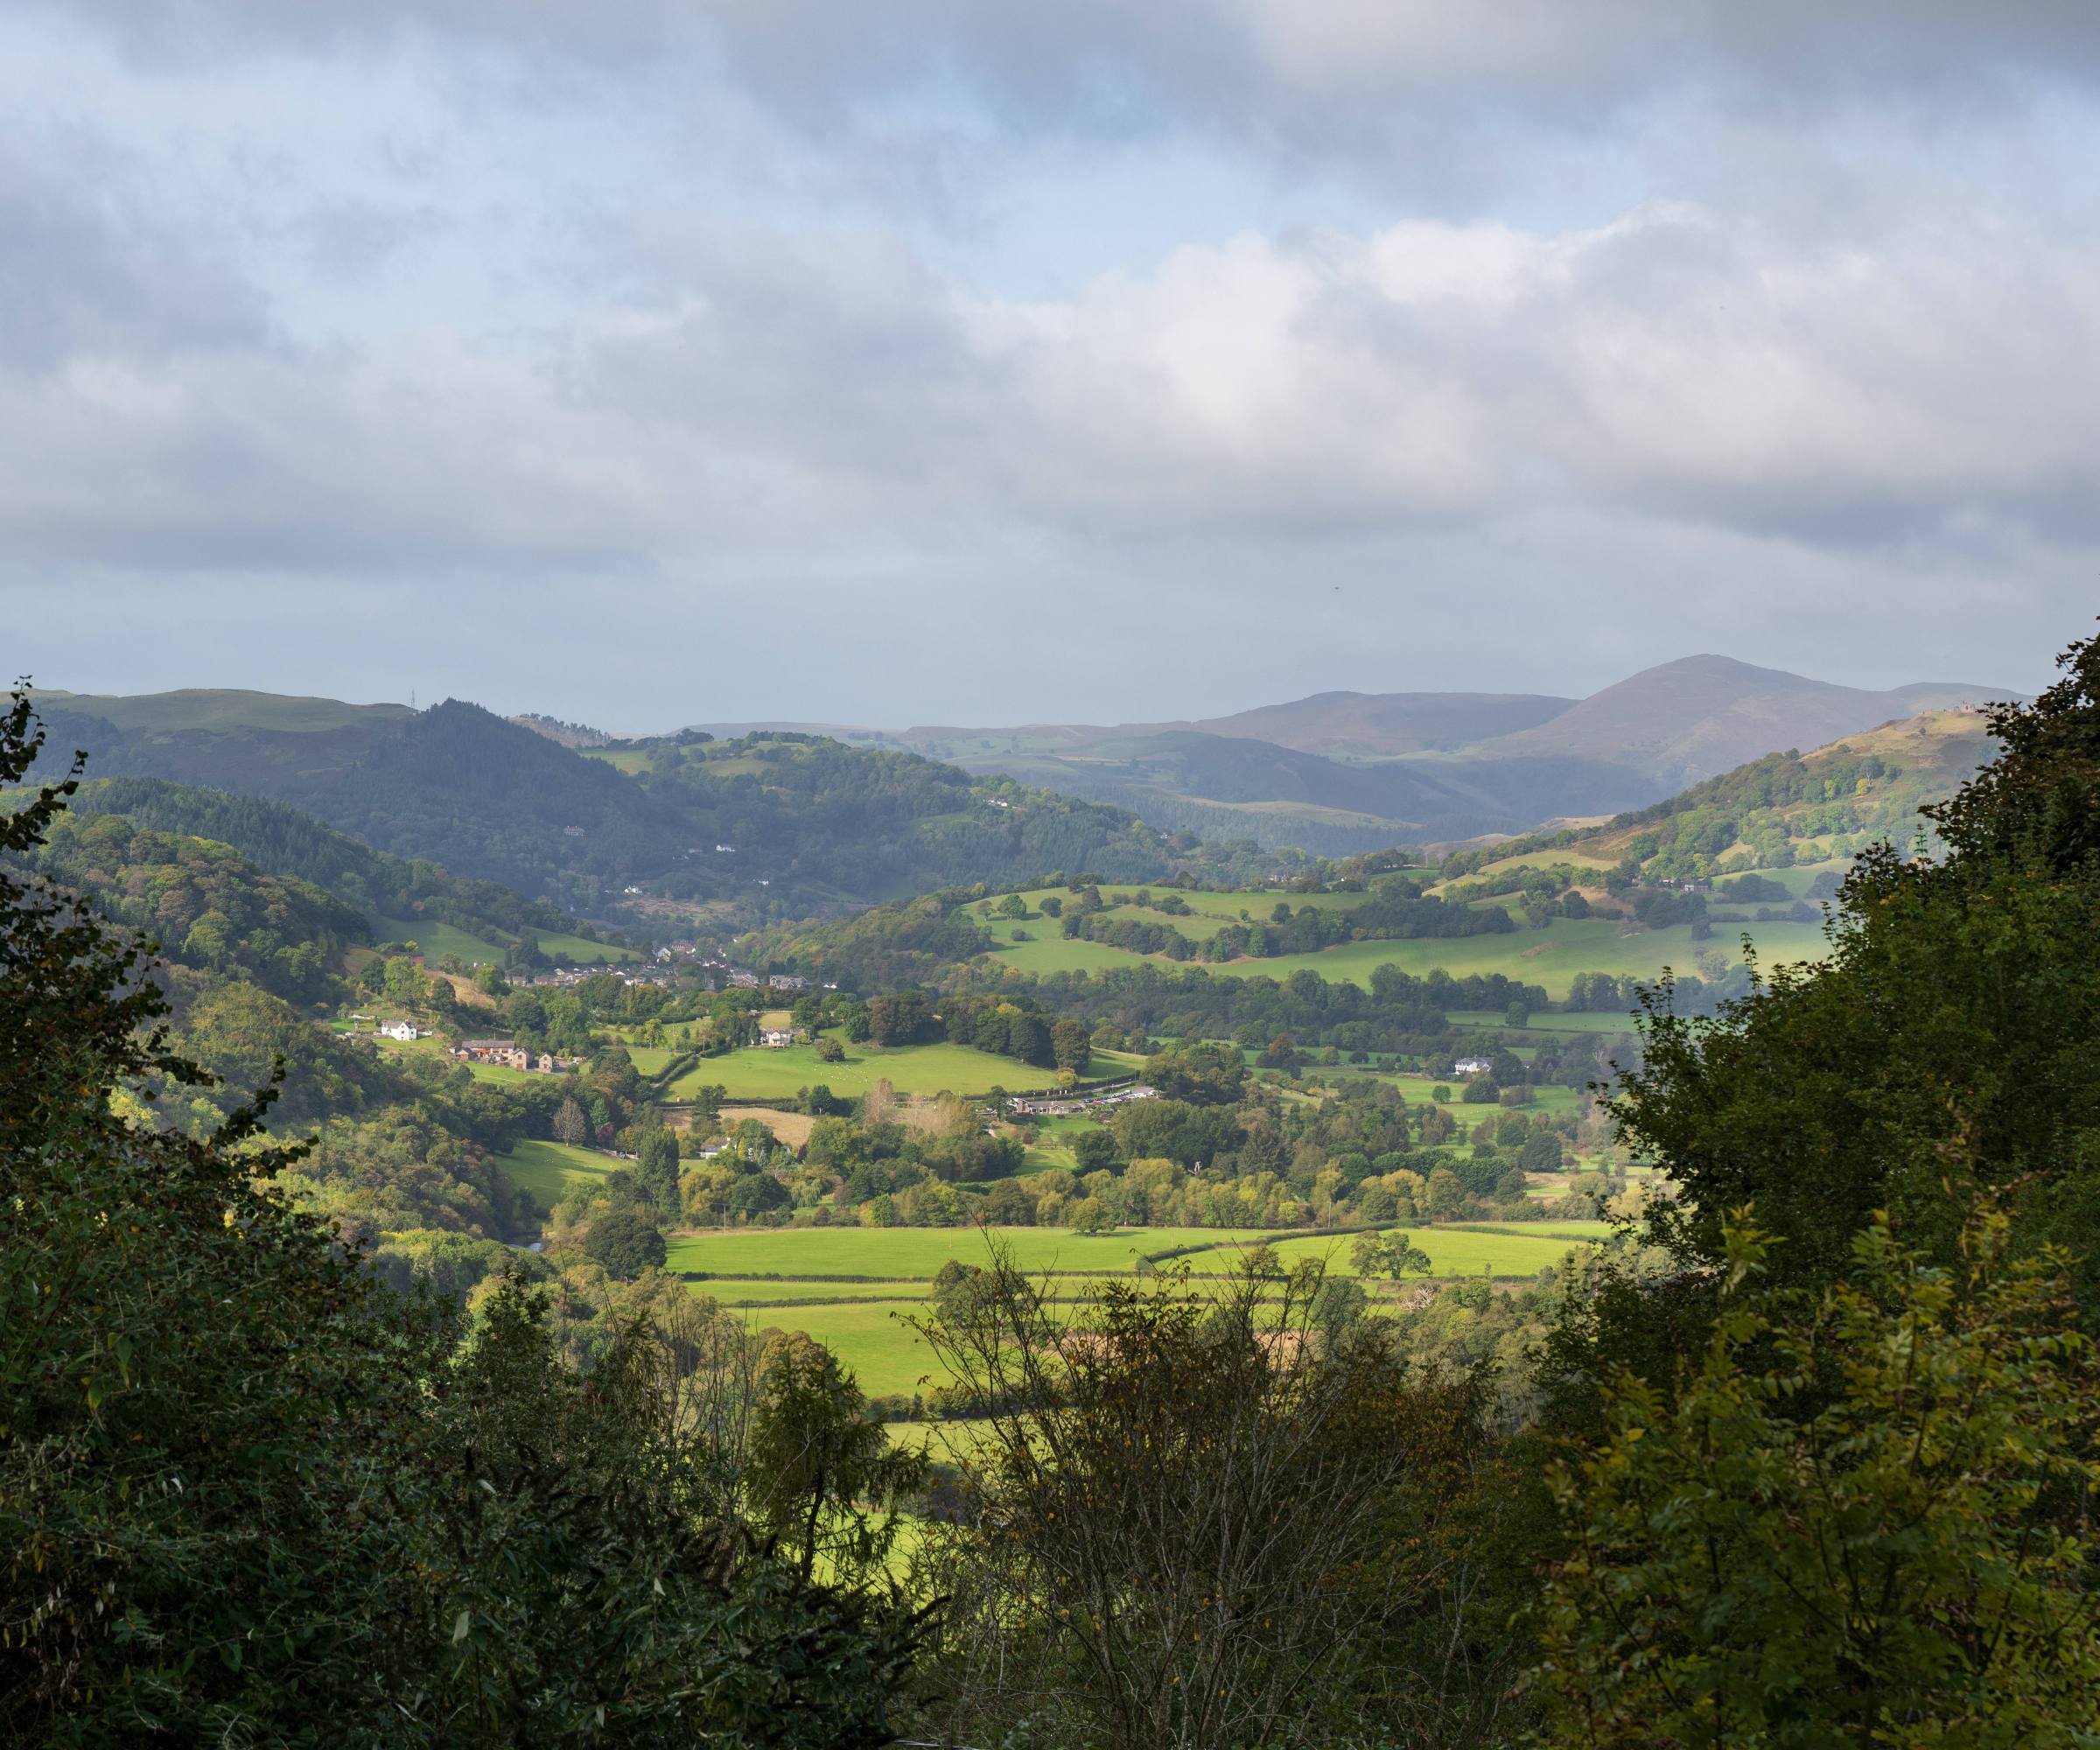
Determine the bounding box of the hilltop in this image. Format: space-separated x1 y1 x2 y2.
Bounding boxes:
686 656 2009 857
27 689 1252 928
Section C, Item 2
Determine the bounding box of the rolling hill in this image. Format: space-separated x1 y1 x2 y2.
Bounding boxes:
684 655 2010 857
25 690 1217 928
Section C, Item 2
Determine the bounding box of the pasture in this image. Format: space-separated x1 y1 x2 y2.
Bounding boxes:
966 893 1831 998
664 1225 1282 1280
370 914 508 966
666 1036 1066 1102
668 1217 1612 1400
1446 1010 1641 1033
492 1138 621 1205
1266 1222 1608 1279
369 914 639 968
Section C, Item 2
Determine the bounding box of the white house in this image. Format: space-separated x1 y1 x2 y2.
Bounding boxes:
757 1027 799 1048
379 1019 424 1042
1453 1056 1493 1076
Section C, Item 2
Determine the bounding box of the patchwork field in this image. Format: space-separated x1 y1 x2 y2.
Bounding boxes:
667 1217 1613 1400
969 891 1830 998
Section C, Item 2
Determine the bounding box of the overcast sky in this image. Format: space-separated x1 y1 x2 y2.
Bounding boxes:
4 2 2097 729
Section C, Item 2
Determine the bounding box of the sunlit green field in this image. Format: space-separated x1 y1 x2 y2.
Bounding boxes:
665 1225 1284 1279
665 1037 1119 1102
1446 1010 1642 1033
533 930 640 963
679 1216 1614 1396
370 914 508 965
970 897 1830 998
1268 1223 1606 1279
368 915 637 967
491 1138 620 1204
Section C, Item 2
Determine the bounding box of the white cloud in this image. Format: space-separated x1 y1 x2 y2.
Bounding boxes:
4 191 2099 574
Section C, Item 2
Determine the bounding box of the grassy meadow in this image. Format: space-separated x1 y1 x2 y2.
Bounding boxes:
662 1216 1612 1400
492 1138 621 1205
369 914 639 968
967 888 1831 998
664 1036 1108 1102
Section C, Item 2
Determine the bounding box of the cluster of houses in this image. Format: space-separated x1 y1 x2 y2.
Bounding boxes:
1006 1084 1159 1119
451 1039 576 1074
514 963 675 990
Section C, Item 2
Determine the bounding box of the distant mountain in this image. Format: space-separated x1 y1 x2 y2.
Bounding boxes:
1476 655 2007 789
719 656 2012 856
32 687 411 735
1180 690 1574 757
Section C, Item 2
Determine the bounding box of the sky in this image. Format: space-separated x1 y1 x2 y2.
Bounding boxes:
4 2 2098 731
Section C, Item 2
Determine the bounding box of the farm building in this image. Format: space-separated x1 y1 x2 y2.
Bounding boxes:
451 1039 571 1074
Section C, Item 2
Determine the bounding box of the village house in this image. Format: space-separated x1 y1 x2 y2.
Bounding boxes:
1454 1056 1493 1076
766 973 806 990
378 1018 424 1042
757 1027 800 1049
451 1039 570 1074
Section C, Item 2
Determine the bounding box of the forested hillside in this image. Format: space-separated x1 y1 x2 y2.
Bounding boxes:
10 805 372 1008
1438 708 1995 897
56 775 592 952
32 692 1224 923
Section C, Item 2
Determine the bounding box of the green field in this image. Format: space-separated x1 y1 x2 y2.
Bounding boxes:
1269 1222 1607 1279
1447 1010 1642 1033
668 1038 1066 1103
972 897 1830 998
665 1225 1283 1280
370 914 508 965
368 914 638 968
676 1216 1614 1396
492 1138 621 1205
533 930 639 964
728 1299 948 1399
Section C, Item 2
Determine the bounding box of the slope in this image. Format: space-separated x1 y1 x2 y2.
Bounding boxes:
1476 655 2005 789
58 775 620 965
31 690 1205 924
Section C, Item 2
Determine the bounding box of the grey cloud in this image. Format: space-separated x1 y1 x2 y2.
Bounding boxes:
4 193 2099 570
51 0 2100 160
0 150 267 367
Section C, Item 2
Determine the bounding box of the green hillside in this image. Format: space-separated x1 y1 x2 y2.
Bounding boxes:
1437 709 1995 900
32 692 1246 924
58 775 620 966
